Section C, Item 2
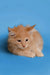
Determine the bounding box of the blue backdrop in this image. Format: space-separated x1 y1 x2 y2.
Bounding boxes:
0 0 49 75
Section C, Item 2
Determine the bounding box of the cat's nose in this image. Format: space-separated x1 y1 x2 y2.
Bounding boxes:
23 45 25 47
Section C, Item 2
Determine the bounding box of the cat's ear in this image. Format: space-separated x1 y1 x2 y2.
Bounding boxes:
26 24 36 32
26 24 36 35
8 27 15 36
9 32 15 36
8 27 13 32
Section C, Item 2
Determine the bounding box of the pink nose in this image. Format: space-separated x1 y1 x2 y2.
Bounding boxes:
23 45 25 47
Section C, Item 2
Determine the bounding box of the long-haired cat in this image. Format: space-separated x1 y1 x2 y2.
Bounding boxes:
8 24 44 57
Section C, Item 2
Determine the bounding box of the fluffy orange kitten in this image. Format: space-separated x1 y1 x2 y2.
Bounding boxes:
8 24 44 57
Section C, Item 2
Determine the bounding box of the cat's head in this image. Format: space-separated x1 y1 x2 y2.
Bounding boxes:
8 25 36 49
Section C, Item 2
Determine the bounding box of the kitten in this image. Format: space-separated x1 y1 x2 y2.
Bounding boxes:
8 24 44 57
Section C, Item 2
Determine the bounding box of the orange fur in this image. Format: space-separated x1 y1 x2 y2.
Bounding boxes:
8 24 44 57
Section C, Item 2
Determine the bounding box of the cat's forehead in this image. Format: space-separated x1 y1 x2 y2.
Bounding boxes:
16 33 30 39
16 30 30 38
16 30 29 37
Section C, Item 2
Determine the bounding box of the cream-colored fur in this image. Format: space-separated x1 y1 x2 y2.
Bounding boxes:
8 25 44 57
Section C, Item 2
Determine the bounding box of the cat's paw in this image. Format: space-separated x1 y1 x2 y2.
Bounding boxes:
31 53 35 58
36 52 44 57
27 52 35 58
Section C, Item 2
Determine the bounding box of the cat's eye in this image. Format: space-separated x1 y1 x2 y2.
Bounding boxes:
26 39 28 41
17 40 21 42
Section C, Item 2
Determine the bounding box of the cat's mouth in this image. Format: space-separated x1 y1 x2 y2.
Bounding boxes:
20 47 27 49
16 44 28 49
18 46 28 49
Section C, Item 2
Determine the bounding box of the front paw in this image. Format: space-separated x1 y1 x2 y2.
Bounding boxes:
30 53 35 58
26 52 35 58
36 52 44 57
